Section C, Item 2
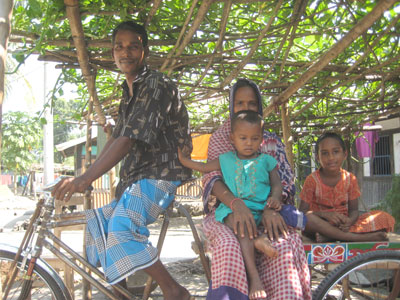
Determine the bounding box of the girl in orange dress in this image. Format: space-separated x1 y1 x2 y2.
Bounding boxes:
299 132 395 242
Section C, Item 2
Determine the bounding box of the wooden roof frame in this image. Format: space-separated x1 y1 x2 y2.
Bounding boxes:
9 0 400 139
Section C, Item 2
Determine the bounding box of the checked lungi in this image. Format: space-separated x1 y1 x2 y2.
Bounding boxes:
84 179 180 284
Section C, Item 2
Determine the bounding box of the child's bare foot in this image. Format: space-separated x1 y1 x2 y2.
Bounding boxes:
249 277 267 299
254 234 278 258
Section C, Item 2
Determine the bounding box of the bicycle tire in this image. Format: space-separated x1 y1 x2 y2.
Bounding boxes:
313 250 400 300
0 249 69 300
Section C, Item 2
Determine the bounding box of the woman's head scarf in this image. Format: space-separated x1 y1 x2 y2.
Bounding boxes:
229 78 263 119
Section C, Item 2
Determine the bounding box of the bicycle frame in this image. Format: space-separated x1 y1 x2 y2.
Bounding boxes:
1 191 138 300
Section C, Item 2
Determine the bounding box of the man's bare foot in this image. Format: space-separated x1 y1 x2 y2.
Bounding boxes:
163 284 192 300
254 234 278 258
249 277 267 299
112 279 129 300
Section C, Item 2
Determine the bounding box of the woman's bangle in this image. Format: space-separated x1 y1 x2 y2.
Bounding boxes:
230 197 242 211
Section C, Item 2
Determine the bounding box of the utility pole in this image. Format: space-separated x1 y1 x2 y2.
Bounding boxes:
43 61 54 185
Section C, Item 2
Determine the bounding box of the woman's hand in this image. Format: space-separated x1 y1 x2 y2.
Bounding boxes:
231 199 258 239
261 208 288 240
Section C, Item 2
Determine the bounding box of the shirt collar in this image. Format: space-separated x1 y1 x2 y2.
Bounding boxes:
121 65 149 91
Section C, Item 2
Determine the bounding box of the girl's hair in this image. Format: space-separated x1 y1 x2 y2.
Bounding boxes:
315 132 346 153
231 110 264 132
112 21 148 47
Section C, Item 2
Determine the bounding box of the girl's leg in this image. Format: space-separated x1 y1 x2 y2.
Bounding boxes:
305 213 388 242
225 214 267 300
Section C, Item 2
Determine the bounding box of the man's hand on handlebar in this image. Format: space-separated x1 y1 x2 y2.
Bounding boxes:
51 176 91 202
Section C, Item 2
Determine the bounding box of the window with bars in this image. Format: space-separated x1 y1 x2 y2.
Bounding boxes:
372 135 391 175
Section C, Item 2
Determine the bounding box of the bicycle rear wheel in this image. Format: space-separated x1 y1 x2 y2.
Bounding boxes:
313 250 400 300
0 249 69 300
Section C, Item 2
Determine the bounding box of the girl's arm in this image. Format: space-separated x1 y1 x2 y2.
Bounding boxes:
338 198 359 231
347 198 359 225
299 200 349 227
178 147 221 173
299 200 310 213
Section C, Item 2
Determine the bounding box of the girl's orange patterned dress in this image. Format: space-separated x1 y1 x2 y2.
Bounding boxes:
300 169 394 233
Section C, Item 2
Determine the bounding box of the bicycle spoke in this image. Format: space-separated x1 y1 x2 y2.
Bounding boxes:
313 250 400 300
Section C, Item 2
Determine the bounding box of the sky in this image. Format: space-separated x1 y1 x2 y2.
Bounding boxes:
4 54 76 115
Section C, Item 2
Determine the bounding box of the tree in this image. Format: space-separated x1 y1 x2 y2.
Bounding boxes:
0 0 14 173
1 111 42 192
8 0 399 135
52 96 84 163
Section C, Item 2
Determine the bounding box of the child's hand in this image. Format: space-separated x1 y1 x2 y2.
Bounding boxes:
267 196 282 211
177 147 191 165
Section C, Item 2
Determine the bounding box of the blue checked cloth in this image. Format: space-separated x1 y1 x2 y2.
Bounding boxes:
84 179 180 284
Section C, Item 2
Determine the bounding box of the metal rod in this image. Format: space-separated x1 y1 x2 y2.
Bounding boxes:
43 240 136 300
1 199 44 300
175 202 211 283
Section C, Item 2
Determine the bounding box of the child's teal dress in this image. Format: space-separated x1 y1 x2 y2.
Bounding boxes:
215 151 277 225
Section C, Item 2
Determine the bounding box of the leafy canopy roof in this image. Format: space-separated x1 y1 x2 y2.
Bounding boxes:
10 0 400 136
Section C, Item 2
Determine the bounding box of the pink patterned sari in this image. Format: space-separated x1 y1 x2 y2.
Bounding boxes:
202 119 311 300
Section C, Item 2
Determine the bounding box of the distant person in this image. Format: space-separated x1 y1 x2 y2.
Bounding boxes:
201 78 311 300
52 21 193 300
300 132 395 243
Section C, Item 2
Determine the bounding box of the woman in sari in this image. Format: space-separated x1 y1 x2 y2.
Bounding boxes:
202 78 311 300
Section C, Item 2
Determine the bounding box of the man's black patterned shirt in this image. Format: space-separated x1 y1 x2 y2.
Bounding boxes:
112 66 192 199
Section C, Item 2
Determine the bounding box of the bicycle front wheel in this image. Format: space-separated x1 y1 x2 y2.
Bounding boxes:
313 250 400 300
0 249 69 300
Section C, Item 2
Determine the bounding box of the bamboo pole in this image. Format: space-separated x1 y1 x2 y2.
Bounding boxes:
263 0 398 118
281 102 294 169
82 92 93 300
64 0 116 199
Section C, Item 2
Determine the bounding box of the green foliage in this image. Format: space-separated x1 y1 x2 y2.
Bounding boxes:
374 175 400 232
1 112 42 175
9 0 400 135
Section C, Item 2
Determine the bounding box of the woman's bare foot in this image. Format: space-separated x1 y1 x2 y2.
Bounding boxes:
249 277 267 299
254 234 278 258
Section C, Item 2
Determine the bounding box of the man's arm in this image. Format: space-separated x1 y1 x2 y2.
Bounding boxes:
52 136 133 201
96 135 116 162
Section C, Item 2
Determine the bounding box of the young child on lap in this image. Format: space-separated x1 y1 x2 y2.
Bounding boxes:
179 110 306 299
300 132 395 243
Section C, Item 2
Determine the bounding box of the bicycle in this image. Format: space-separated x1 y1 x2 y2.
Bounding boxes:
0 177 210 300
313 249 400 300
